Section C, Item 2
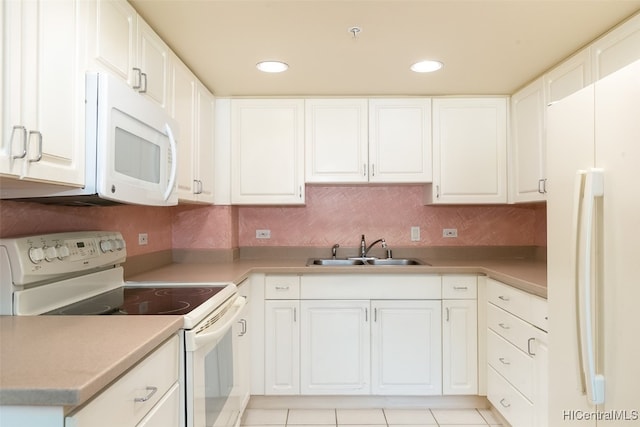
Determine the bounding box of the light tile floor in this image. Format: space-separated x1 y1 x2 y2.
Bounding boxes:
241 407 503 427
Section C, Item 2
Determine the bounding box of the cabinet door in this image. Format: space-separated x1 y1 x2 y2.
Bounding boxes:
544 49 592 104
305 99 368 183
442 299 478 395
431 98 507 204
591 13 640 81
2 0 85 186
371 300 442 395
231 99 305 204
171 57 197 200
137 17 169 109
300 300 370 394
509 78 546 203
89 0 137 84
195 82 215 203
369 99 432 183
264 300 300 395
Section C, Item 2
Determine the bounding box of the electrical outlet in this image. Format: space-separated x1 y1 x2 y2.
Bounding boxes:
256 229 271 239
410 226 421 242
138 233 148 245
443 228 458 238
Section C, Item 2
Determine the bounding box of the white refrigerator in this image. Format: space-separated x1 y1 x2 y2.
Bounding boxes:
547 59 640 426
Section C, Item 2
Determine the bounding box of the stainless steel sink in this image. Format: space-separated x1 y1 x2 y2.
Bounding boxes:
365 258 425 266
306 258 364 266
306 258 426 266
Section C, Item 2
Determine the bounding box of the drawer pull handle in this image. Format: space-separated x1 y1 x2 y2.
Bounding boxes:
238 318 247 336
275 286 290 291
528 337 536 356
453 286 468 291
134 386 158 402
498 295 510 301
498 323 511 330
499 357 511 365
500 398 511 408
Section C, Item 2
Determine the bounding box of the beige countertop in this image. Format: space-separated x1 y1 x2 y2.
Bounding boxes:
0 254 545 410
0 315 182 409
127 257 547 298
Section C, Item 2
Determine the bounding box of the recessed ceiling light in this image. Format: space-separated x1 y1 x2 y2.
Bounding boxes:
410 60 443 73
256 61 289 73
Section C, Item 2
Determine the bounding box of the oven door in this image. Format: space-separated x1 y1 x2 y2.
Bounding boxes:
184 295 247 427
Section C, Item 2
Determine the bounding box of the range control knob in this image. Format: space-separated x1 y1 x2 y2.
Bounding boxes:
56 245 70 260
28 247 45 264
43 246 58 262
113 239 126 251
99 239 113 253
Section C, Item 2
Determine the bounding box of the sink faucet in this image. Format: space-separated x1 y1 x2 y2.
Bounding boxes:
331 243 340 259
360 235 387 258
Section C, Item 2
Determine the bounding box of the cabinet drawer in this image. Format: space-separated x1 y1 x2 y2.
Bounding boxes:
265 275 300 299
487 330 533 400
66 335 179 427
487 278 531 319
442 275 478 299
301 274 441 299
487 366 533 427
529 295 548 332
487 303 538 355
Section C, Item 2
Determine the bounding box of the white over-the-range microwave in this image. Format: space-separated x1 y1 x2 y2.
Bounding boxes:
2 73 179 206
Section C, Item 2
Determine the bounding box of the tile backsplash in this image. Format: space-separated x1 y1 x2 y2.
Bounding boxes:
0 185 546 256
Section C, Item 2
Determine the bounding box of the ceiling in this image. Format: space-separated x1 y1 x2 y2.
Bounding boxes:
129 0 640 97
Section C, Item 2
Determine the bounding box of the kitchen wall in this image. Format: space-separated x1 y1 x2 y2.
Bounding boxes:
236 185 546 248
0 185 546 256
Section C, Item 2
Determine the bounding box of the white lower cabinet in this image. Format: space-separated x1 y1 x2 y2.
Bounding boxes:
264 300 300 395
300 300 371 395
262 273 479 397
486 278 548 427
65 335 179 427
371 300 441 395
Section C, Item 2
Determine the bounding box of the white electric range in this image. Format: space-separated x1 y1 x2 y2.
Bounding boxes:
0 231 248 427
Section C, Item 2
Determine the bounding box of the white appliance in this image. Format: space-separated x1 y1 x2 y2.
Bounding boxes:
0 231 248 427
1 73 179 206
547 59 640 425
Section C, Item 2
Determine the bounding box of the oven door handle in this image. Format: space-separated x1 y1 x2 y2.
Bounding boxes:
192 296 246 348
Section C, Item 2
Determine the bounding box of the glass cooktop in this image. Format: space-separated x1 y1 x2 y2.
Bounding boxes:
121 287 227 315
45 286 228 315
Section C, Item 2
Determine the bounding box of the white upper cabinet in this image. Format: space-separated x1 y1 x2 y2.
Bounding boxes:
509 78 547 203
429 98 508 204
304 98 432 184
368 99 432 183
171 56 215 204
1 0 85 186
136 17 169 109
231 99 305 205
305 99 369 183
591 13 640 81
88 0 136 83
544 49 592 104
88 0 169 109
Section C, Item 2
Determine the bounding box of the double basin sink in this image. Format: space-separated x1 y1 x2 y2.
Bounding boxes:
306 258 427 266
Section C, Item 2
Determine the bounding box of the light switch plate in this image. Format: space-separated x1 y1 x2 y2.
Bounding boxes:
411 226 420 241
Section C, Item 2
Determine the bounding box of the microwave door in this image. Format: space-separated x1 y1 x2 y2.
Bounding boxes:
96 108 178 206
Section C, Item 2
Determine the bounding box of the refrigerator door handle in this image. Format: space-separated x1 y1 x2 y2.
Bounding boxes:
575 168 605 405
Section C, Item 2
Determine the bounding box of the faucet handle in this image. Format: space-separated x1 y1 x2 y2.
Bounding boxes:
331 243 340 259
